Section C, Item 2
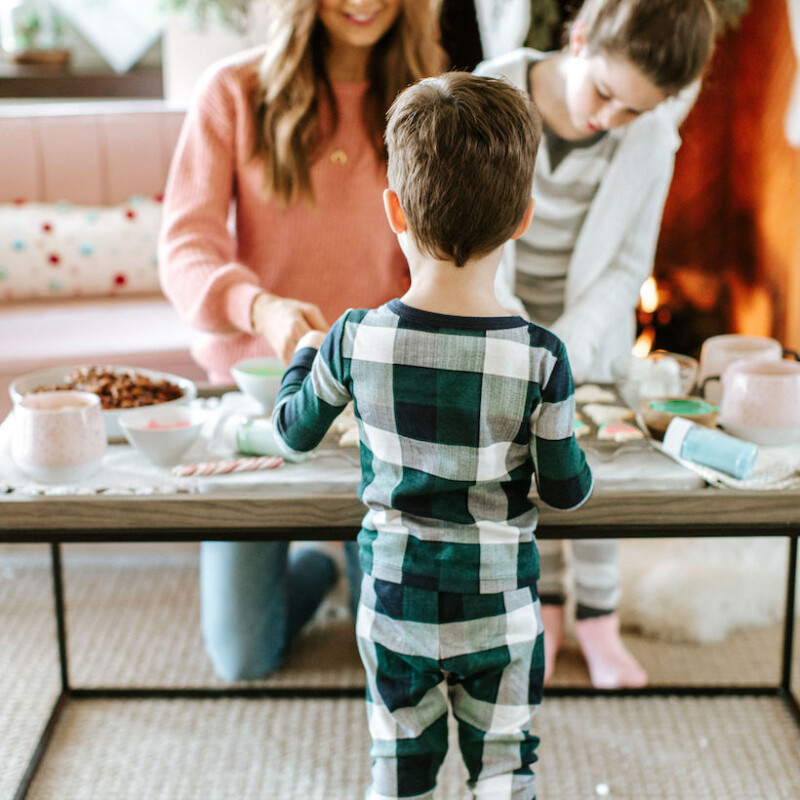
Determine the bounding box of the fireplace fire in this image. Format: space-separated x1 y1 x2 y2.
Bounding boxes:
634 268 775 361
639 0 799 360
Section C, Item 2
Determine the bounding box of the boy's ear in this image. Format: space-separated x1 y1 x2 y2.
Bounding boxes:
383 189 408 235
568 19 588 56
510 198 535 240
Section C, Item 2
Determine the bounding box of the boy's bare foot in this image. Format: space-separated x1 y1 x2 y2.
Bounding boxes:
574 613 647 689
541 604 565 683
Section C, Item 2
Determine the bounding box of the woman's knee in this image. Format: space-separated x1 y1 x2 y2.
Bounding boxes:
203 623 287 681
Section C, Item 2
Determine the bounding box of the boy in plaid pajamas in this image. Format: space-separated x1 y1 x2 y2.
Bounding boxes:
266 73 593 800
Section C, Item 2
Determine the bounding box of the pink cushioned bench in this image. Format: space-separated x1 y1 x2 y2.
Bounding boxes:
0 101 206 417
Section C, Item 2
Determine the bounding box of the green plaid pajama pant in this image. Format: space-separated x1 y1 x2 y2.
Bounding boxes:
356 574 544 800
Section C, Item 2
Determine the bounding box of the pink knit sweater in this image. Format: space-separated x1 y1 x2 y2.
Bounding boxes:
158 48 409 383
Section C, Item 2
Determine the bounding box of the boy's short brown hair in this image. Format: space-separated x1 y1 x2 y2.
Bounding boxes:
385 72 542 267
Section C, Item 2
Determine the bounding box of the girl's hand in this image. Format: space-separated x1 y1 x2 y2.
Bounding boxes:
251 292 329 364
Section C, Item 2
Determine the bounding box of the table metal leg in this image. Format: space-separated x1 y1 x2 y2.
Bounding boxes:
781 534 800 727
12 693 69 800
51 543 70 693
13 544 72 800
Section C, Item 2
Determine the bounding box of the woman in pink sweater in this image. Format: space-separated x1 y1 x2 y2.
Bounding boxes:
159 0 444 681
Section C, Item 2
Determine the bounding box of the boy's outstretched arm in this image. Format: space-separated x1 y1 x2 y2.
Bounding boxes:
268 319 353 458
531 341 593 510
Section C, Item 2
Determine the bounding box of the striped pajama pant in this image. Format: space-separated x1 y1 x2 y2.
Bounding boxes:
537 538 621 615
356 575 543 800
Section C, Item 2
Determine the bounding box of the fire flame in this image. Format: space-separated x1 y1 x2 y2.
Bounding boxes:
632 328 655 357
632 277 659 356
639 277 659 314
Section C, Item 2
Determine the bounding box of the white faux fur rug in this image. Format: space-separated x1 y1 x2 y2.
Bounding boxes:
618 537 797 643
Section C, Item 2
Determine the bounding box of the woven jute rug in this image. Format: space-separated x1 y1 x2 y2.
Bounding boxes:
17 696 800 799
2 548 799 799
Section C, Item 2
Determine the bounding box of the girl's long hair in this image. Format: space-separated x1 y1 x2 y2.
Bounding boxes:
572 0 716 95
252 0 445 205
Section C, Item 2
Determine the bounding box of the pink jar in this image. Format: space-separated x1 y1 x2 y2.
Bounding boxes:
11 390 107 483
719 359 800 445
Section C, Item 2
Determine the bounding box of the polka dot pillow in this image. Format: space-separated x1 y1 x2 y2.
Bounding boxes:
0 196 163 302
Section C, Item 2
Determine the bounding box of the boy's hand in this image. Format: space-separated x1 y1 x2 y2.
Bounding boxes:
251 292 329 364
295 330 326 352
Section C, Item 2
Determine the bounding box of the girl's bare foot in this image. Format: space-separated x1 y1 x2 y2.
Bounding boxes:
574 613 647 689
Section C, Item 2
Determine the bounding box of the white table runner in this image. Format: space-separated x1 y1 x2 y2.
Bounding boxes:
11 392 797 497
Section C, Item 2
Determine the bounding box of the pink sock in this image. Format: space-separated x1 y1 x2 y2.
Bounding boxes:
574 613 647 689
540 604 565 684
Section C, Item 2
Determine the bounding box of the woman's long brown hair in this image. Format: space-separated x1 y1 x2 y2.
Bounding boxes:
251 0 445 206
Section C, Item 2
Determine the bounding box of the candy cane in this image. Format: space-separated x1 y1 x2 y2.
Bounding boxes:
172 456 283 477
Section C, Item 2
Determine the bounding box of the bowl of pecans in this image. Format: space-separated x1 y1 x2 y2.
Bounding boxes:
10 365 197 441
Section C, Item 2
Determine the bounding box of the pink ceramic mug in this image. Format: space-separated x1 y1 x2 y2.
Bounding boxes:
11 390 107 482
719 359 800 444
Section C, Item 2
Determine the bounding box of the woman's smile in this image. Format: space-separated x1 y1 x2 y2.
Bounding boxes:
344 11 381 25
320 1 401 46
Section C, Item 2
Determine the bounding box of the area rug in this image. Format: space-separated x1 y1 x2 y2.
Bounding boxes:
617 536 796 643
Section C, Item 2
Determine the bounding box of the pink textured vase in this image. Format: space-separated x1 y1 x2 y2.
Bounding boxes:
11 390 107 483
720 359 800 445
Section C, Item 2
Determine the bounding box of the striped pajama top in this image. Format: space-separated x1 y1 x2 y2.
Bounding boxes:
517 115 618 326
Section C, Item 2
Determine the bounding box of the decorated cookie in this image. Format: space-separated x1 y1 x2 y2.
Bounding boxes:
574 384 617 404
573 418 590 438
597 420 644 442
582 403 635 426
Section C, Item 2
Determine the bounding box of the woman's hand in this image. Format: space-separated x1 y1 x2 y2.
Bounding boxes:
295 330 326 352
251 292 329 364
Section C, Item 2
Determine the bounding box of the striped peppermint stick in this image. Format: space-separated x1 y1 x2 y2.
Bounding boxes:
172 456 283 478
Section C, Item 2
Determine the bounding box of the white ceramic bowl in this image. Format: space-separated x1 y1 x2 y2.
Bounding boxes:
231 357 286 412
612 351 698 410
119 406 207 466
9 365 197 441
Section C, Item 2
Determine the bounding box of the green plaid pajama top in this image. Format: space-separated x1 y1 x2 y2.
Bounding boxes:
273 299 593 595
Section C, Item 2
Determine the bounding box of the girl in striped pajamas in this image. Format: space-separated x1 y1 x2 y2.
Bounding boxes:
478 0 716 688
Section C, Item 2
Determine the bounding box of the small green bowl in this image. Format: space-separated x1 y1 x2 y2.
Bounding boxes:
640 396 719 440
647 398 718 416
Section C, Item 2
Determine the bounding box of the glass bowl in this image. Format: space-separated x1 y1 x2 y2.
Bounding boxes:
612 350 699 411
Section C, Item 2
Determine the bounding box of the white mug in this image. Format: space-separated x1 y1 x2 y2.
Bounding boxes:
698 335 784 404
11 390 107 483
